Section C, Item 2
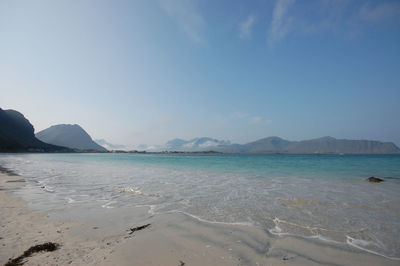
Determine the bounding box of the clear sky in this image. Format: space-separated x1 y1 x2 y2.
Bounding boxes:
1 0 400 148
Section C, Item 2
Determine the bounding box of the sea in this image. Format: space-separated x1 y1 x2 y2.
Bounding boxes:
1 153 399 259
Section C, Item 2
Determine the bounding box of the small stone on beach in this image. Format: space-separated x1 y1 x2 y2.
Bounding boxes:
366 176 384 183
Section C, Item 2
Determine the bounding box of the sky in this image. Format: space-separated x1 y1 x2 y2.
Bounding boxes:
1 0 400 148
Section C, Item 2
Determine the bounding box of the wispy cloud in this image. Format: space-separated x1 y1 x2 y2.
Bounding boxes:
238 14 256 39
358 2 400 22
267 0 295 47
159 0 205 43
266 0 400 46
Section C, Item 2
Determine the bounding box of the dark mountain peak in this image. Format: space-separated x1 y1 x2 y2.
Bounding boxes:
4 109 28 119
0 108 69 152
48 124 84 131
36 124 107 152
2 109 35 136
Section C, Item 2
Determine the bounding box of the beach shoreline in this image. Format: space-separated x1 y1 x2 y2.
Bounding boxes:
1 168 399 266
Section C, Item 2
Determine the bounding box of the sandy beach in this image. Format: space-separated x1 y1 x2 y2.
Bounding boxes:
1 168 399 266
2 0 399 263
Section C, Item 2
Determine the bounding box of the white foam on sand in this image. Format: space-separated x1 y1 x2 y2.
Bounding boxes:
120 187 160 197
346 236 400 261
66 197 75 204
308 234 342 245
148 205 157 215
173 210 255 227
269 217 400 259
101 200 117 209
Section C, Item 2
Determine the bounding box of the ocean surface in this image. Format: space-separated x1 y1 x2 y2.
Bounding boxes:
1 153 400 259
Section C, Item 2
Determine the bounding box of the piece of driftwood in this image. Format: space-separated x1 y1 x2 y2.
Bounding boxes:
128 223 151 235
5 242 59 266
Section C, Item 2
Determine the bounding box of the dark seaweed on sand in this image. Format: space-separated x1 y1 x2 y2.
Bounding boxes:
128 223 151 235
4 242 59 266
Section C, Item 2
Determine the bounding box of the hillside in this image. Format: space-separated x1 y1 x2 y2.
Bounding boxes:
0 108 69 152
36 124 107 152
216 136 400 154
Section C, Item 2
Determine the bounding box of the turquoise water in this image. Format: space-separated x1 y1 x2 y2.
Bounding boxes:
1 153 400 259
5 153 399 178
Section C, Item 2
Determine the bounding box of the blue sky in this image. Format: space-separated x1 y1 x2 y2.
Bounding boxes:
1 0 400 148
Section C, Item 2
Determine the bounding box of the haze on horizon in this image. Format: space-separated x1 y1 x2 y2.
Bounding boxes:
1 0 399 148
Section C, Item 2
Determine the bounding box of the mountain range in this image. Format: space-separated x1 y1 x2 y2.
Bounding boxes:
0 108 69 152
1 107 399 154
156 136 400 154
36 124 107 152
214 136 400 154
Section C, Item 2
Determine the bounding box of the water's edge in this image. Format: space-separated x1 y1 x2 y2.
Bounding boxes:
1 153 399 260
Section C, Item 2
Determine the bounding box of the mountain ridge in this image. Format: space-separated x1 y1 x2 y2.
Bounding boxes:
215 136 400 154
0 108 70 152
36 124 107 152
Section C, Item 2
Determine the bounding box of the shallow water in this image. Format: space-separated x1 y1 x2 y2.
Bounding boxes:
1 153 399 259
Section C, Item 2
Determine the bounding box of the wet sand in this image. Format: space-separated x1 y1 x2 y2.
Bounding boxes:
1 171 398 266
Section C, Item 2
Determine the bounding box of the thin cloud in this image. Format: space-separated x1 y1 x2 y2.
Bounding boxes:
239 14 256 39
358 2 400 22
267 0 296 47
266 0 400 46
159 0 205 43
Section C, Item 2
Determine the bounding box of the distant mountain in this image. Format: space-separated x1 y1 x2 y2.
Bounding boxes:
164 137 231 151
0 108 70 152
95 139 126 150
36 124 107 152
215 136 400 154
